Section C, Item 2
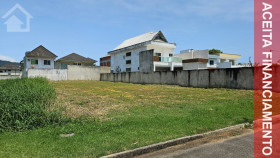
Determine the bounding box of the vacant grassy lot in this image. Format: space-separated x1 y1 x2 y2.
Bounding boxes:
0 81 254 157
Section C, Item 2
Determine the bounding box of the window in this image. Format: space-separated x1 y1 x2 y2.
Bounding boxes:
73 63 82 66
31 59 38 65
155 53 161 57
155 53 162 62
126 68 131 72
210 60 214 65
169 54 173 57
126 52 131 57
44 60 51 65
230 60 235 65
126 60 131 64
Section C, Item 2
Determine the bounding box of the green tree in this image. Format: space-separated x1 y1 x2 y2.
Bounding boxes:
209 49 223 54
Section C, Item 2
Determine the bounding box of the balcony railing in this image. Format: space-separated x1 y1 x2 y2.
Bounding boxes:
153 56 182 63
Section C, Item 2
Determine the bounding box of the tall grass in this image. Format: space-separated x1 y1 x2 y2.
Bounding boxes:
0 78 63 132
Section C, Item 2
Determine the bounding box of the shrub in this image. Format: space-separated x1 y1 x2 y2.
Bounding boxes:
209 49 223 54
0 78 62 132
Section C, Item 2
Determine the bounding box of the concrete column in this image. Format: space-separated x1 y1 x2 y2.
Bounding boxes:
170 62 174 71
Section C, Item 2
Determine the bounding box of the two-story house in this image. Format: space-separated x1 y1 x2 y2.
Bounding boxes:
22 45 57 77
108 31 182 73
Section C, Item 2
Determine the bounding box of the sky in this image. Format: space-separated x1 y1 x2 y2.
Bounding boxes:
0 0 254 64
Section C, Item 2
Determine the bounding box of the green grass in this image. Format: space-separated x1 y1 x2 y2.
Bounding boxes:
0 81 254 157
0 78 63 132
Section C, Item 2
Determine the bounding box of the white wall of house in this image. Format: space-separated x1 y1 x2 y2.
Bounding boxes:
208 54 220 68
25 57 55 69
111 46 147 73
147 42 176 57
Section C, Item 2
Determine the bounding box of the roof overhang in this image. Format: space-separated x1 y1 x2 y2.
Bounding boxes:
108 41 151 54
108 41 176 54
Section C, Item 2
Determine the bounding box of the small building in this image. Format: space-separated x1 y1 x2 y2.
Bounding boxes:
0 64 21 76
23 45 57 76
108 31 182 73
55 53 97 69
100 55 111 67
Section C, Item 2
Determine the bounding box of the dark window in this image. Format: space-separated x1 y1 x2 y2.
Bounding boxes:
126 60 131 64
73 63 82 66
169 54 173 57
126 68 131 72
126 52 131 56
210 60 214 65
31 59 38 65
44 60 51 65
155 53 161 57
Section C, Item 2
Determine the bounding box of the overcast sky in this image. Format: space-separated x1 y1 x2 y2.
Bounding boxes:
0 0 253 64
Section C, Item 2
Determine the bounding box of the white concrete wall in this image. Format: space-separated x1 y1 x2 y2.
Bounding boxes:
0 75 21 80
101 68 255 90
26 66 110 81
67 65 110 80
183 62 208 70
27 69 67 81
0 70 21 76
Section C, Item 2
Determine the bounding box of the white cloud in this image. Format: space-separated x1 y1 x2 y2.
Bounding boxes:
0 55 17 62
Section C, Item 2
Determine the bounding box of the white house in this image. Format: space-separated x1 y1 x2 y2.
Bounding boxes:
174 49 242 70
23 45 57 77
0 64 21 76
108 31 182 73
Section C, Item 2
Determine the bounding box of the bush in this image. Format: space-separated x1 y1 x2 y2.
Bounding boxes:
209 49 223 54
0 78 63 132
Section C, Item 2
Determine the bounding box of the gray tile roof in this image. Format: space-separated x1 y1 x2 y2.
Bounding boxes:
26 45 57 58
57 53 97 63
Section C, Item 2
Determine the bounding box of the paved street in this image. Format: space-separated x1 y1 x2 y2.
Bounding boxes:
137 132 254 158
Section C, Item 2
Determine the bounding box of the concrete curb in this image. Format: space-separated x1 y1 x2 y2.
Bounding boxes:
101 123 250 158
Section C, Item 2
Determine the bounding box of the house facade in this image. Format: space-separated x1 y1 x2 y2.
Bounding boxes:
55 53 97 69
174 49 242 70
109 31 182 73
23 45 57 77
